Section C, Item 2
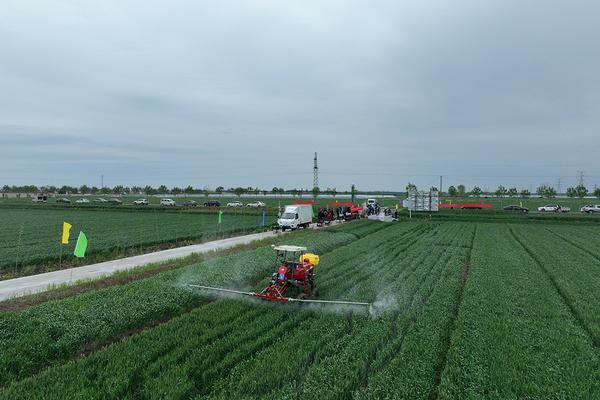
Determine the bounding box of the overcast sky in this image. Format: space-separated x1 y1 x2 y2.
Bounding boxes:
1 0 599 192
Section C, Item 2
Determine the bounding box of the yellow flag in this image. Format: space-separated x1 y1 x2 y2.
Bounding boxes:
61 222 72 244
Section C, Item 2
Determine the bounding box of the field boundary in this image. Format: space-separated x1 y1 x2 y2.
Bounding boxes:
508 226 599 349
429 224 477 400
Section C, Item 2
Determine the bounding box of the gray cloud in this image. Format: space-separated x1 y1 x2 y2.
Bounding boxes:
0 0 599 191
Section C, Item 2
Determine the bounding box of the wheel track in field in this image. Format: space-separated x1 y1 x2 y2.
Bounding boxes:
318 223 431 282
325 227 440 301
317 223 436 293
323 223 461 302
543 227 600 263
429 224 477 400
508 226 599 349
355 227 470 394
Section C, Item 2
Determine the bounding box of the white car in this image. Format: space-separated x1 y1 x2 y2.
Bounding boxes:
246 201 266 207
537 204 570 213
75 198 90 204
160 198 176 206
227 201 244 207
580 205 600 214
133 199 149 205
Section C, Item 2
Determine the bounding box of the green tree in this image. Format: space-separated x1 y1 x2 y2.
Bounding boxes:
312 186 320 198
79 185 90 194
171 187 182 195
183 186 194 195
406 183 417 192
99 187 111 194
574 184 588 199
594 187 600 199
495 185 507 197
90 186 99 194
520 189 530 198
131 186 142 194
215 186 224 194
157 185 168 194
566 187 576 198
457 184 466 196
233 187 245 197
507 187 518 197
536 185 556 198
144 185 157 195
470 186 483 197
112 185 124 194
447 185 457 196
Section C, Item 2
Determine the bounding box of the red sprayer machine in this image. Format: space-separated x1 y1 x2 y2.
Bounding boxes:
187 245 370 308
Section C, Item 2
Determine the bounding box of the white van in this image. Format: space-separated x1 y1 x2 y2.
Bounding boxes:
278 205 313 230
160 198 176 206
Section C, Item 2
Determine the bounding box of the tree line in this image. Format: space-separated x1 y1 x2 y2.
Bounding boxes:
0 185 347 197
405 183 600 199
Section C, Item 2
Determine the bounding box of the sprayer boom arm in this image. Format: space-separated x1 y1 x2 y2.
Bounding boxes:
185 284 370 307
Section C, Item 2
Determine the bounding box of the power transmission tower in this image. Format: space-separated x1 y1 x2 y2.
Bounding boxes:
557 178 561 194
313 152 319 190
577 170 584 186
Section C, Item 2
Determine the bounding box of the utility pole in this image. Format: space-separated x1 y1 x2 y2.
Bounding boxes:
313 152 319 192
557 178 561 195
439 175 443 194
101 174 104 189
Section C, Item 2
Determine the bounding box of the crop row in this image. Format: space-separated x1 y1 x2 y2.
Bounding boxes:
0 222 390 388
438 223 599 398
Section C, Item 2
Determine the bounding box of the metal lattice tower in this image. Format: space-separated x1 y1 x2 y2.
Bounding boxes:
313 152 319 190
577 170 585 186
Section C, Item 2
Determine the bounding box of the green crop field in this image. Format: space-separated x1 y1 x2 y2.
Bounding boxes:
0 219 597 399
0 207 275 278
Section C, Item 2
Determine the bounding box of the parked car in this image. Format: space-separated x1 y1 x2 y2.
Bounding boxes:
56 197 70 204
246 201 266 208
133 198 149 206
227 201 244 207
160 198 176 206
580 205 600 214
203 200 221 207
31 194 48 203
108 198 123 205
94 198 108 203
537 204 570 212
75 198 90 204
182 200 198 208
503 205 529 213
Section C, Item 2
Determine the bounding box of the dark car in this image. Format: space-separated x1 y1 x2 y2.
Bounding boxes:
108 198 123 205
503 204 529 213
56 197 71 203
182 200 198 208
203 200 221 207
